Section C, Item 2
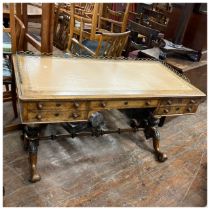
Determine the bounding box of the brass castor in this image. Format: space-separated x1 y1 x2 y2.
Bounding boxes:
156 151 168 162
30 173 41 183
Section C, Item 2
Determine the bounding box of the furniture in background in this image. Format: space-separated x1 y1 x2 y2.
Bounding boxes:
17 3 55 53
164 3 207 53
138 47 207 94
124 20 159 58
54 3 98 50
74 3 95 18
53 4 71 50
98 3 130 33
3 4 18 117
13 54 205 182
68 31 130 58
67 3 100 49
139 7 170 34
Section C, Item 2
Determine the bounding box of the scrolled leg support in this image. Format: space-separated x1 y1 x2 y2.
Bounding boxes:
28 140 41 182
25 125 41 183
143 115 167 162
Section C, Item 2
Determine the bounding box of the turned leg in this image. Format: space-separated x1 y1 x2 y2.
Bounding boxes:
151 127 167 162
28 140 41 183
143 115 167 162
25 125 41 183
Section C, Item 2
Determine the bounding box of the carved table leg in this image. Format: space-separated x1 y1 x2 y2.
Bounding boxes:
143 115 168 162
25 125 41 183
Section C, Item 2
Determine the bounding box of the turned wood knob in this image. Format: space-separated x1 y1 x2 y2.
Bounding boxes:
187 107 192 112
190 99 196 104
72 112 80 119
164 109 169 114
74 102 80 108
36 114 42 120
37 103 43 110
54 113 59 117
176 107 180 111
124 101 128 105
167 100 172 105
145 101 151 106
101 102 106 108
56 103 61 107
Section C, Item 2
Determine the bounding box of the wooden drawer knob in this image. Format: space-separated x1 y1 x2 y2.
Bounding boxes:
72 112 80 119
56 103 61 107
74 102 80 108
101 102 106 108
167 100 172 105
164 109 169 114
54 113 59 117
36 114 42 120
190 99 196 104
187 107 192 112
145 101 151 106
124 101 128 105
37 103 43 110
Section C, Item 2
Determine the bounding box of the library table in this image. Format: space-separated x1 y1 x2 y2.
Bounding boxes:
13 54 205 182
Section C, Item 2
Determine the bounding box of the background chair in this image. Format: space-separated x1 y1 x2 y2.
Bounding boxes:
3 4 26 118
124 20 159 58
98 4 130 33
67 3 99 49
68 31 130 58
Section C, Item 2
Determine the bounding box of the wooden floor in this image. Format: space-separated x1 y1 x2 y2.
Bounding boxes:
3 101 207 207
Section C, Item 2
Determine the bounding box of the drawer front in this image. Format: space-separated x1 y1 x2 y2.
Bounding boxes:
25 110 88 123
155 106 186 116
154 104 199 116
26 101 87 111
90 99 159 110
160 98 200 107
184 104 199 114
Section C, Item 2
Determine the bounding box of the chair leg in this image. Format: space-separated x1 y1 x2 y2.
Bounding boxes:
11 85 18 118
11 75 18 118
10 55 18 118
5 84 9 91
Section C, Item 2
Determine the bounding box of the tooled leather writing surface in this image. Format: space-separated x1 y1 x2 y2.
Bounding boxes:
13 55 205 100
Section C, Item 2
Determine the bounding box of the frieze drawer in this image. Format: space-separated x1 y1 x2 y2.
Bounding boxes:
89 99 159 110
160 98 200 107
184 104 199 114
155 106 186 116
25 101 88 111
154 104 199 116
24 110 88 123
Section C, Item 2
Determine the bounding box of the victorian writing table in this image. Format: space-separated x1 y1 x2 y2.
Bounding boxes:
13 54 205 182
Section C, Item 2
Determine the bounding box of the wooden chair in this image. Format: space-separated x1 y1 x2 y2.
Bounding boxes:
54 3 97 50
147 19 167 34
74 3 95 18
68 31 130 58
67 3 99 49
139 6 172 34
54 4 71 50
20 3 55 53
98 4 130 33
153 3 173 16
3 4 26 118
14 15 26 51
3 3 17 118
128 11 142 23
124 20 160 58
